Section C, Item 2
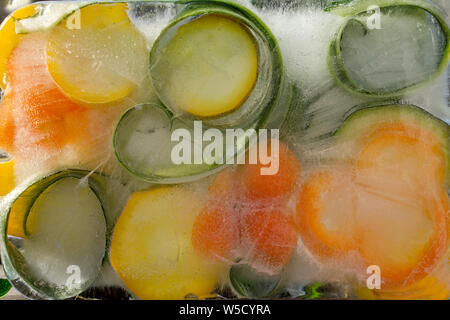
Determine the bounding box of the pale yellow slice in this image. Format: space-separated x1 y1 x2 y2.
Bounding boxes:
111 187 224 300
46 3 149 106
152 14 258 117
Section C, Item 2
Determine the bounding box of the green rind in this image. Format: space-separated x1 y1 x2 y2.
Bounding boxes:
327 0 450 97
114 103 230 184
0 169 111 299
335 104 450 187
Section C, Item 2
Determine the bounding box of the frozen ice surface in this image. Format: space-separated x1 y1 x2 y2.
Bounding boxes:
0 0 449 299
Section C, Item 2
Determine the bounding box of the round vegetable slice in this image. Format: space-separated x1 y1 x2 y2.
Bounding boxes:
113 103 222 184
0 4 39 89
150 1 287 131
296 170 358 259
0 31 121 174
335 104 450 187
192 204 240 263
354 180 448 287
0 32 79 154
297 169 448 288
111 187 224 300
357 124 446 188
191 169 240 262
241 209 298 275
46 3 149 106
0 170 109 299
150 14 258 117
241 139 301 200
328 1 450 96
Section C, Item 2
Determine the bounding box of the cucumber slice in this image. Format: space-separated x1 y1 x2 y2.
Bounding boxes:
113 104 236 184
229 264 282 298
0 170 115 299
14 1 90 34
335 104 450 186
328 1 450 96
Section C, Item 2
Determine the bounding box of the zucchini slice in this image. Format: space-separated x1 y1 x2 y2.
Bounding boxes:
0 170 116 299
335 104 450 186
150 1 286 130
110 187 224 300
150 14 258 118
113 104 243 184
328 1 450 96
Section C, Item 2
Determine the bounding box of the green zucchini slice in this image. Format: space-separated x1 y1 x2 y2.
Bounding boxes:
328 0 450 96
150 1 286 130
0 170 116 299
113 104 237 184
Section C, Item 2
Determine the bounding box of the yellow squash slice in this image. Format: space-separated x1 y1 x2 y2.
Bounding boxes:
111 187 224 299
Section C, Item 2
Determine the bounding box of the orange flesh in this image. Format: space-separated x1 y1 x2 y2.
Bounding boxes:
297 168 448 287
357 123 446 187
0 34 77 153
241 140 301 200
207 168 239 202
0 33 117 164
192 205 240 263
192 169 241 263
296 170 357 259
355 185 447 284
241 209 298 274
297 122 449 286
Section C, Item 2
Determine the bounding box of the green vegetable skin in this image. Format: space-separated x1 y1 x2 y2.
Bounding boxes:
0 170 118 299
327 0 450 96
0 278 12 298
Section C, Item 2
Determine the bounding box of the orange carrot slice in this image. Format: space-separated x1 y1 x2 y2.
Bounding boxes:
241 209 298 274
241 140 300 200
192 169 241 262
192 204 240 263
0 33 79 155
296 170 357 260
